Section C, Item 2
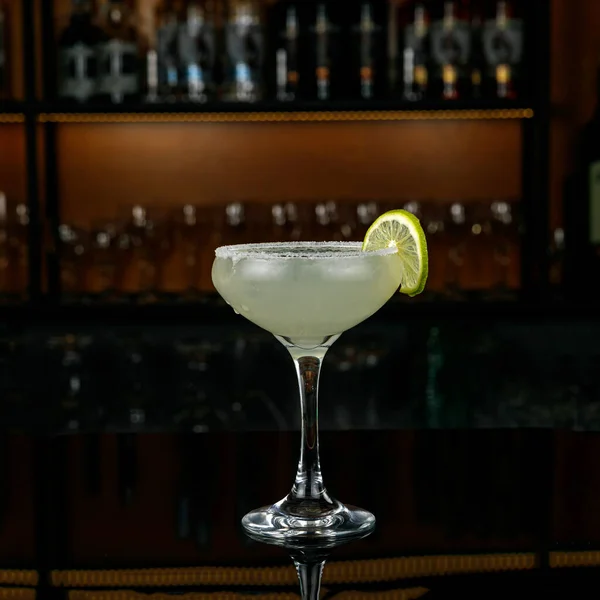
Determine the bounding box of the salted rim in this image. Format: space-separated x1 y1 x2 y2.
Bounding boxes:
214 241 398 260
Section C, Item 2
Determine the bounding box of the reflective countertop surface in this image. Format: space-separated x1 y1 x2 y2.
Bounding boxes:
0 303 599 597
1 428 600 598
2 306 600 434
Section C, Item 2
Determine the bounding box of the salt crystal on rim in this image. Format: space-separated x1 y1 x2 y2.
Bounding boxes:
214 241 397 260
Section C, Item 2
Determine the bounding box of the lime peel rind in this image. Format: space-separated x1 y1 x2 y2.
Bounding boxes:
362 209 429 297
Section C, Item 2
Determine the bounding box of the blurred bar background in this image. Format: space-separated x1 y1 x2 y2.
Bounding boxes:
0 0 594 423
2 0 600 597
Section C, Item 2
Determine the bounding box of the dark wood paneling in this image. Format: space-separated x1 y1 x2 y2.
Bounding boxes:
63 431 542 567
550 0 600 230
0 436 35 564
553 432 600 545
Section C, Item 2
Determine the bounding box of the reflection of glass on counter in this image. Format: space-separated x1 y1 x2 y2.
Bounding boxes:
2 321 600 436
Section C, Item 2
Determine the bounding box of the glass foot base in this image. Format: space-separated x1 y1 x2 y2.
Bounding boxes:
242 495 375 547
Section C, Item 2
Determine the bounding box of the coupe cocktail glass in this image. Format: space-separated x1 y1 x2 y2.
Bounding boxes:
212 241 402 543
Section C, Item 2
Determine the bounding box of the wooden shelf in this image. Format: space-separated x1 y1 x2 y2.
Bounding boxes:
36 99 534 124
0 99 533 123
38 108 534 125
0 114 24 123
0 101 25 122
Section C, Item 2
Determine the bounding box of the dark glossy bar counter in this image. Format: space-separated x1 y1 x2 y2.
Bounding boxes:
0 296 598 598
0 429 600 599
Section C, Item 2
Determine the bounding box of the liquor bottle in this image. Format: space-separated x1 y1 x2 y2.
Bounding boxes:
57 0 105 103
482 0 523 99
351 2 384 100
310 3 340 101
387 0 398 94
0 1 9 101
430 1 471 100
563 65 600 295
275 4 299 102
469 0 485 99
178 0 217 102
223 0 265 102
152 0 180 101
145 34 158 101
401 1 430 101
96 0 140 103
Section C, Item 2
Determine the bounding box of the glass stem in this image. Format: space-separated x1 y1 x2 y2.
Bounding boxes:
279 335 339 503
292 354 326 499
294 559 326 600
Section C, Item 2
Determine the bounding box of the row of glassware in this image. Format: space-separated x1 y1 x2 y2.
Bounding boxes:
57 198 521 302
0 194 29 299
0 195 520 301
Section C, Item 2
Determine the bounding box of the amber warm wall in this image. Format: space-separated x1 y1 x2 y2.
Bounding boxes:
0 125 26 201
56 121 522 224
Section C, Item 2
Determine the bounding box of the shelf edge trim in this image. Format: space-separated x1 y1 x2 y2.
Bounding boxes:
37 108 535 124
